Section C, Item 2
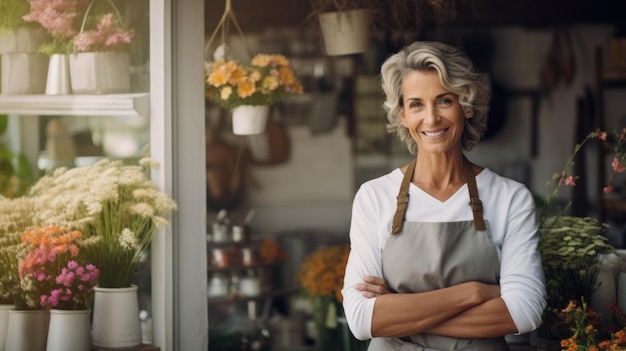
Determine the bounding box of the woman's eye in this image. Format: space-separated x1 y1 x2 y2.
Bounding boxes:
439 97 453 105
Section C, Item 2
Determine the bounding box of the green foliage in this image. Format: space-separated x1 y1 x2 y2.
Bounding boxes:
0 0 30 32
537 215 614 339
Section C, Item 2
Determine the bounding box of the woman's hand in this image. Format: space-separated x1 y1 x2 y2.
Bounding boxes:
354 276 391 298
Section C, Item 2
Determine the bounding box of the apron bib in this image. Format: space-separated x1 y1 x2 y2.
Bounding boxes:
370 158 509 351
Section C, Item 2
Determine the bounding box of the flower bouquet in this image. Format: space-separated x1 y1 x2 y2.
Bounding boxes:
28 158 177 288
23 0 134 55
17 225 98 311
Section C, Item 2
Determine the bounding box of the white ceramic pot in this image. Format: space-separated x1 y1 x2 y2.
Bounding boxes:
68 51 131 94
318 9 371 56
5 309 50 351
46 309 91 351
0 305 13 351
45 54 72 95
0 53 48 94
91 285 142 348
231 105 270 135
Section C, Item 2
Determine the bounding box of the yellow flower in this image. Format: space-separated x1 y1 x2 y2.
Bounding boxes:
220 86 232 100
236 80 256 98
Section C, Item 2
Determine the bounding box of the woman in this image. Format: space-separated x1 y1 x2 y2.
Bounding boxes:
342 41 546 350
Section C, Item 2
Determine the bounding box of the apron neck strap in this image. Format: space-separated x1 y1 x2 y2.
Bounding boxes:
391 159 416 234
391 156 486 234
463 156 486 231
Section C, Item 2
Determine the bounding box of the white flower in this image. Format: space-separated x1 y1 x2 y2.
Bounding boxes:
119 228 138 251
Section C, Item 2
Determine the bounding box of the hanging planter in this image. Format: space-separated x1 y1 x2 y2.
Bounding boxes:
232 105 270 135
67 0 132 94
318 9 371 56
205 0 303 136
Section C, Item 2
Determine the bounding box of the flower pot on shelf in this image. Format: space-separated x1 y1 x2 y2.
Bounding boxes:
91 285 142 349
231 105 270 135
0 304 13 351
46 309 91 351
0 27 48 54
318 9 371 56
45 54 72 95
0 53 48 94
68 51 131 94
4 309 50 351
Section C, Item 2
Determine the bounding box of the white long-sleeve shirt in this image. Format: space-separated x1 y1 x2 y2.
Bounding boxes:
342 167 546 340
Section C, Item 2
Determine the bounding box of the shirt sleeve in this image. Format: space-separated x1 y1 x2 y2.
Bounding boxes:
498 185 547 334
341 185 382 340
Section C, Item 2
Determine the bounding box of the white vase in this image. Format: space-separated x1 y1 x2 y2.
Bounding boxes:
45 54 72 95
231 105 270 135
592 267 616 320
318 9 371 56
46 309 91 351
91 285 142 348
0 53 48 94
4 309 50 351
68 51 131 94
0 27 48 54
0 305 13 351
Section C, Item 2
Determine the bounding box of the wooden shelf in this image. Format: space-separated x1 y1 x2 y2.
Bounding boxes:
0 93 149 116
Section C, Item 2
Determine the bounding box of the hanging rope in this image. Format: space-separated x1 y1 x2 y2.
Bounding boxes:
205 0 251 60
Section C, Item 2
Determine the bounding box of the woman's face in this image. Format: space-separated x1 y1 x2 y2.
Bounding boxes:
399 70 466 155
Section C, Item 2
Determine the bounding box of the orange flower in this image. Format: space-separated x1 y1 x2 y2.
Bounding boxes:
298 244 350 303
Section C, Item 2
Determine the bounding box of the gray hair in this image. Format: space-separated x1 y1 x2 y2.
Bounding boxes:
380 41 491 154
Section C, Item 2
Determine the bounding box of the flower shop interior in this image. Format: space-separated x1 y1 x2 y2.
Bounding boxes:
0 0 626 350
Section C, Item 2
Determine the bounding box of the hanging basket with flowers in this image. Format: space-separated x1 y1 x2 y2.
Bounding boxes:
205 0 303 135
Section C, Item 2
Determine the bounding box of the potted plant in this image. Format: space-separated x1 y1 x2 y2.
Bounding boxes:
307 0 373 56
16 225 99 351
297 244 369 351
0 0 47 54
205 53 303 135
23 0 135 94
535 128 626 348
27 157 176 348
0 196 35 349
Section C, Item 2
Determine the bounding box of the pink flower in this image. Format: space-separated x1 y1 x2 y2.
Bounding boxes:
604 186 615 194
563 176 576 186
612 157 625 173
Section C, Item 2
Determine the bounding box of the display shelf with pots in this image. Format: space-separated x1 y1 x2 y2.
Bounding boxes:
207 214 293 322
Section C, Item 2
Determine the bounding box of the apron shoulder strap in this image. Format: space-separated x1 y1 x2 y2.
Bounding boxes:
463 157 486 231
391 159 416 234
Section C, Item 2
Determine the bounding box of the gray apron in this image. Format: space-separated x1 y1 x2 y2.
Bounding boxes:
369 158 509 351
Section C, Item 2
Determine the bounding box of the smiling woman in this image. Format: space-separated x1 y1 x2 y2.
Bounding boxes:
341 41 546 351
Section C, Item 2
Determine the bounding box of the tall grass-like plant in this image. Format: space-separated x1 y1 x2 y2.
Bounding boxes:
0 196 35 305
28 158 177 288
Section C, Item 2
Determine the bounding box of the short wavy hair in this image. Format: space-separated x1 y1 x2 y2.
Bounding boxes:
380 41 491 154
